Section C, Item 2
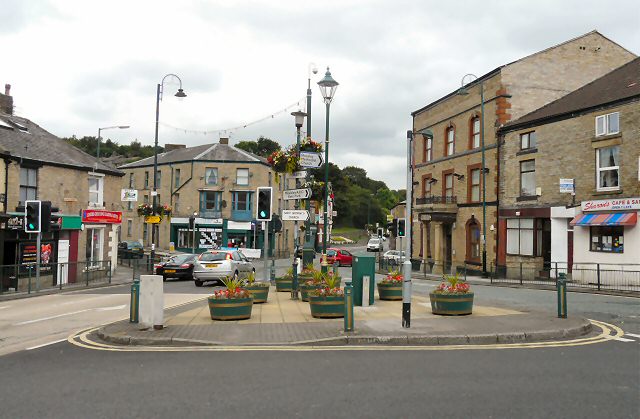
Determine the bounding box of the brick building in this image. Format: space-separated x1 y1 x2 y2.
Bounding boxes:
410 31 636 275
497 58 640 279
118 138 296 256
0 84 124 289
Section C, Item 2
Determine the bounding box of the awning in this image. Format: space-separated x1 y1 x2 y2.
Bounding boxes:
570 212 637 226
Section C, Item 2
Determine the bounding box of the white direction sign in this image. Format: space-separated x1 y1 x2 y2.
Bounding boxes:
300 151 323 168
282 210 310 221
283 188 312 200
291 170 308 178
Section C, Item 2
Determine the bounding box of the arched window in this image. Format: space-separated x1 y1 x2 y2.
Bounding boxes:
445 126 455 156
466 217 481 263
470 116 480 149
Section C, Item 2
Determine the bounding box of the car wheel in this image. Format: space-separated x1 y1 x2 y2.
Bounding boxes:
194 280 203 287
234 271 239 281
162 276 167 282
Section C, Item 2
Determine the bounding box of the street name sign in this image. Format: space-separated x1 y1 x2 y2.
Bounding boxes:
291 170 308 178
300 152 323 168
283 188 312 200
282 210 310 221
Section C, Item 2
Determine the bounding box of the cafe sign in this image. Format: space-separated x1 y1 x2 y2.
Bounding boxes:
82 209 122 224
581 197 640 212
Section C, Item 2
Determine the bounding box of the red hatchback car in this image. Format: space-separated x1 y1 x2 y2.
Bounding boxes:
326 248 354 267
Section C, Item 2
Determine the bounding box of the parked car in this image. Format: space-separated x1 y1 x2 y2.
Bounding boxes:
155 253 198 281
382 250 406 265
326 248 354 267
118 241 144 259
192 250 255 287
367 238 384 252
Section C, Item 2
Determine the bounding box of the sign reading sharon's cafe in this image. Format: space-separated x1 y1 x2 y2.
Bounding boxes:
581 197 640 212
82 210 122 224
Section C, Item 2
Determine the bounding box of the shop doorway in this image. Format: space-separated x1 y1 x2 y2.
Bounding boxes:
444 223 453 273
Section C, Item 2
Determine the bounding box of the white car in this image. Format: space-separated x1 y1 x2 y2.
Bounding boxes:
382 250 406 265
192 250 255 287
367 238 384 252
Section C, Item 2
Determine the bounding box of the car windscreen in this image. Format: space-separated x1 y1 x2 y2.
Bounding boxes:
199 252 228 262
369 239 380 244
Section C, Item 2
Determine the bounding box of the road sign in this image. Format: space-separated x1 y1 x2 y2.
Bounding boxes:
300 151 323 168
282 210 310 221
291 170 308 178
144 215 161 224
283 188 312 200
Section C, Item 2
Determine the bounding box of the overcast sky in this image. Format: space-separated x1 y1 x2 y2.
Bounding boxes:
1 0 638 188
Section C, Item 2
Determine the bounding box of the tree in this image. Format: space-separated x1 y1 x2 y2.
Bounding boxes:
235 136 281 157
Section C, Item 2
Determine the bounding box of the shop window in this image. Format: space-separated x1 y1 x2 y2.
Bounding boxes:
595 112 619 137
520 160 536 196
19 167 37 204
205 168 218 185
85 228 104 268
506 218 534 256
590 226 624 253
470 117 480 149
466 219 481 262
88 174 104 208
520 131 537 150
236 168 249 186
596 146 620 191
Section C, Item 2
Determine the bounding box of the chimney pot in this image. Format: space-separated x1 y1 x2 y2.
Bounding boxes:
4 84 10 96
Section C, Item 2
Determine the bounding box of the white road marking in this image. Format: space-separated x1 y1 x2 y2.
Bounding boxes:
96 304 126 311
13 309 93 325
624 333 640 339
26 338 68 351
610 336 635 343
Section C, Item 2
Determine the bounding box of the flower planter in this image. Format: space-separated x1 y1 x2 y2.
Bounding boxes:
308 295 345 318
300 284 322 302
207 296 254 320
377 282 403 300
244 284 270 303
429 292 474 315
275 276 294 292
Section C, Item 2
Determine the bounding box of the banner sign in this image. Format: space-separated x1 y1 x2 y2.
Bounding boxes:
82 209 122 224
581 197 640 212
121 189 138 201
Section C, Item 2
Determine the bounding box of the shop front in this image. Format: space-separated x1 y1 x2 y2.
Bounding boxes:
81 209 122 274
171 217 224 253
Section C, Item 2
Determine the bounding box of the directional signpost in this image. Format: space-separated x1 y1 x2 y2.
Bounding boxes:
283 188 312 200
282 210 310 221
300 152 323 168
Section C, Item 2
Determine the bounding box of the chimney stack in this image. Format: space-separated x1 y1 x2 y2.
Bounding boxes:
219 137 229 145
4 84 10 95
0 83 13 115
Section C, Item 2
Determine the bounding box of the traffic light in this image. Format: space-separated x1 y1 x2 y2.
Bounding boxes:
398 218 406 237
392 218 398 236
377 227 383 238
25 200 41 233
256 187 272 221
41 201 61 232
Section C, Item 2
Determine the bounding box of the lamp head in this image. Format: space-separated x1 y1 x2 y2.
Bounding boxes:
118 125 130 129
291 110 307 128
317 67 339 104
457 87 469 96
175 88 187 98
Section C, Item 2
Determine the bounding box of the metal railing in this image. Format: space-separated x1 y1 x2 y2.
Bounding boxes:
117 250 163 281
415 195 457 205
0 260 112 295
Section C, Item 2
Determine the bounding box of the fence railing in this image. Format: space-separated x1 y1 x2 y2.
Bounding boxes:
117 250 163 281
0 260 112 295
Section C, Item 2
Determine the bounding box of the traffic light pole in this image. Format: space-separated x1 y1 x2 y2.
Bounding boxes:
36 232 41 285
263 221 269 282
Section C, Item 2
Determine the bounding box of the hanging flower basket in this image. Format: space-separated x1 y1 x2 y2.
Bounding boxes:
137 203 153 217
267 148 300 174
302 180 326 203
299 138 323 153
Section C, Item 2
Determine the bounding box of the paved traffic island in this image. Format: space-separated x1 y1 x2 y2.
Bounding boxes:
97 288 592 347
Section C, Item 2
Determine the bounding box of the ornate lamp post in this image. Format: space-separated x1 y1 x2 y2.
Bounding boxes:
291 110 307 299
458 74 487 277
317 67 339 273
97 125 129 159
305 63 318 251
151 74 187 263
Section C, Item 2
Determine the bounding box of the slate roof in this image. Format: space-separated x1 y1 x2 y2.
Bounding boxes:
502 57 640 130
0 113 123 176
119 142 268 169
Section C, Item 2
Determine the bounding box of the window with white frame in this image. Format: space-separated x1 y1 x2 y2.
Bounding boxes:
520 131 537 150
85 228 104 268
596 146 620 191
19 167 37 204
236 168 249 186
595 112 619 137
205 168 218 185
506 218 534 256
88 174 104 207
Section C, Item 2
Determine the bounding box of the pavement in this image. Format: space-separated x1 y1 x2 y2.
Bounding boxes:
97 285 592 347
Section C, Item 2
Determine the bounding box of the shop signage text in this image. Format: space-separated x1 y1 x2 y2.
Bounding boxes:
582 197 640 212
82 210 122 224
121 189 138 201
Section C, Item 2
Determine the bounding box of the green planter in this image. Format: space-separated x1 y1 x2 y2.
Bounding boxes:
300 284 322 302
275 276 294 292
429 292 474 315
377 282 403 300
308 295 345 318
245 284 270 303
207 296 254 320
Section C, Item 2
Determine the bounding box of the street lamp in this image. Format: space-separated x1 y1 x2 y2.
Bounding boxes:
305 63 318 250
291 110 307 299
457 74 487 277
97 125 129 159
151 74 187 263
317 67 339 273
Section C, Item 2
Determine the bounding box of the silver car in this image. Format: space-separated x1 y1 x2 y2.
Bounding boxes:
192 250 255 287
382 250 406 265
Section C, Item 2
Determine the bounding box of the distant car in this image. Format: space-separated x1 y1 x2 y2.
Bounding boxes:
192 250 255 287
382 250 406 265
118 241 144 259
326 248 354 267
367 238 384 252
155 254 198 281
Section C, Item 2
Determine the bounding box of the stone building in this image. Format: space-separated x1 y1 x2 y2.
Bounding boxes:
118 138 296 257
410 30 636 275
0 84 124 289
497 57 640 280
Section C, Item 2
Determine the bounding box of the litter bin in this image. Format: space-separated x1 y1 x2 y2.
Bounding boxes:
302 248 315 267
410 258 422 271
352 254 375 306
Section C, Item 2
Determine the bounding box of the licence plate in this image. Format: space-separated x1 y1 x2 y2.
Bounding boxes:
164 269 176 273
206 263 219 268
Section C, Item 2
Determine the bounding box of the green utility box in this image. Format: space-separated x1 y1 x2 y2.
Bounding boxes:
352 254 375 306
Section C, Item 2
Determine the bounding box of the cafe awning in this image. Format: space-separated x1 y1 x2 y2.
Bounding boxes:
570 212 637 226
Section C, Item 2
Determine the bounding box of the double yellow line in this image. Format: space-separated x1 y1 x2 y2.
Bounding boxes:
68 319 625 352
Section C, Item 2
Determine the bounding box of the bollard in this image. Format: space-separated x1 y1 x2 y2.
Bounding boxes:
557 272 567 318
344 281 354 332
130 279 140 323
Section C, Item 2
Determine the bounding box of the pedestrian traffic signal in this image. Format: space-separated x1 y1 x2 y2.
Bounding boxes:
398 218 406 237
256 187 272 221
41 201 61 232
25 200 41 233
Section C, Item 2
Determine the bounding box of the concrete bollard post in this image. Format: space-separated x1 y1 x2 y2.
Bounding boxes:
139 275 164 330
